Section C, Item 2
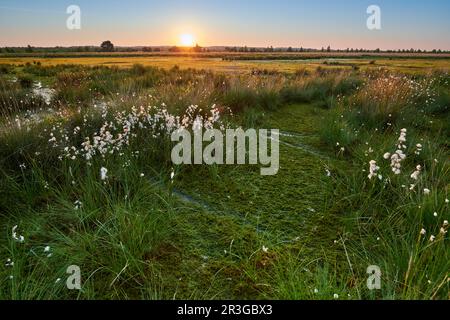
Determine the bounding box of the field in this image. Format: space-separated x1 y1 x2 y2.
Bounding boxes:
0 53 449 300
2 52 450 74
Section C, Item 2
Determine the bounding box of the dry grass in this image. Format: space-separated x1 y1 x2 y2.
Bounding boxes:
1 54 450 74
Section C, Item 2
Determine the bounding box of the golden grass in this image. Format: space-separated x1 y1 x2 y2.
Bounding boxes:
1 54 449 74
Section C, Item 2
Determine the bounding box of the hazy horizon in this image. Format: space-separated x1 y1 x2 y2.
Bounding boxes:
1 0 450 50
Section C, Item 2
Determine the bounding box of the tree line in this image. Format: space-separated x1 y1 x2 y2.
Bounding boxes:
1 42 448 54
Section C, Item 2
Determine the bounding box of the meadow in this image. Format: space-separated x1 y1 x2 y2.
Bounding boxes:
0 54 449 300
2 51 450 74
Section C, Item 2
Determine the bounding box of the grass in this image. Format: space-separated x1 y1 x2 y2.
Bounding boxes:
0 61 448 300
1 53 450 74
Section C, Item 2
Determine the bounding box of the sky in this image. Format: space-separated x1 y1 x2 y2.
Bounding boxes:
0 0 449 50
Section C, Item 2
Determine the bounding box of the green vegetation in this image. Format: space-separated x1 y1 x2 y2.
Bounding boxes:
0 61 448 300
2 52 450 74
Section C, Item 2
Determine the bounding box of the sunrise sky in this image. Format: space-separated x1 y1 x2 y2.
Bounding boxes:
1 0 449 50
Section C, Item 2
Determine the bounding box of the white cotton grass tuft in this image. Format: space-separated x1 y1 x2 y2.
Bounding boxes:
390 150 406 175
12 225 25 243
30 103 226 167
100 167 108 180
170 169 175 183
44 245 52 257
368 160 382 180
397 128 407 150
423 188 431 195
74 200 82 210
414 144 423 155
381 128 408 175
410 165 422 180
5 258 14 267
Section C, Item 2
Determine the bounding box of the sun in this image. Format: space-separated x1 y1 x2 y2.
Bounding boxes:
180 34 195 47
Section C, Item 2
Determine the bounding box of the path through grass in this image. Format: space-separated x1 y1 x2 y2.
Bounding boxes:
168 104 349 299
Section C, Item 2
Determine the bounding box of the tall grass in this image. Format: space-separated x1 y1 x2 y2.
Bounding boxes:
0 64 448 300
318 70 449 299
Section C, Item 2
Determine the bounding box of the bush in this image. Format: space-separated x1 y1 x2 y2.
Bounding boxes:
345 74 422 128
0 64 12 75
280 86 313 104
130 64 147 76
425 88 450 115
222 87 259 113
319 111 358 151
257 89 281 111
18 74 33 88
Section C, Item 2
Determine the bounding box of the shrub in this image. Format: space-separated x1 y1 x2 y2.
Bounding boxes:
18 74 33 88
222 87 259 113
0 64 12 75
280 86 313 104
346 74 425 128
257 89 281 111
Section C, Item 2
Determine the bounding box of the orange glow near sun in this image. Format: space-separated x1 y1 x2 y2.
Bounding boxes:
179 34 195 47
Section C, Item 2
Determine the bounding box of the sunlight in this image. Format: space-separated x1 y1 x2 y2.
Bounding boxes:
179 33 195 47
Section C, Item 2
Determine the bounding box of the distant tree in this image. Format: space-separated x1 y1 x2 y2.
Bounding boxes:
142 47 153 52
193 44 202 52
326 46 331 52
169 46 181 52
26 44 33 53
100 40 114 52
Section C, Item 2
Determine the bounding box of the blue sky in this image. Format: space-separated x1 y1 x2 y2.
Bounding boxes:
0 0 449 49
